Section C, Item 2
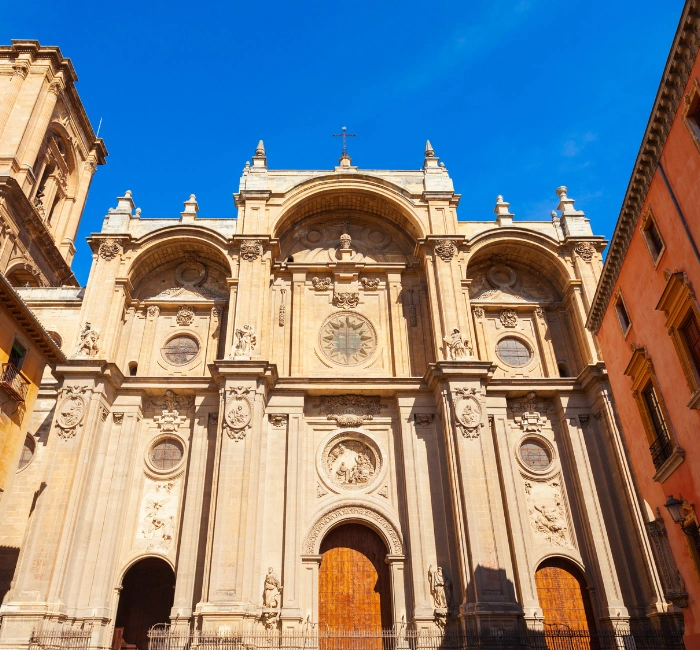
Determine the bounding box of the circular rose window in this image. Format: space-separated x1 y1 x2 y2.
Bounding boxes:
519 439 551 471
319 313 377 366
321 433 382 490
496 337 532 367
150 438 184 470
161 335 199 365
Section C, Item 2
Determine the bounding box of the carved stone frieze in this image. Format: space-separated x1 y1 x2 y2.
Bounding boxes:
176 306 195 326
360 278 380 290
499 308 518 328
223 386 253 441
318 394 381 427
434 240 457 262
240 239 263 261
523 478 570 547
74 322 100 357
148 390 194 413
136 479 177 553
56 386 88 440
333 292 359 309
453 388 483 438
98 238 122 260
574 242 595 262
322 432 381 491
303 505 403 554
508 392 551 433
312 277 332 291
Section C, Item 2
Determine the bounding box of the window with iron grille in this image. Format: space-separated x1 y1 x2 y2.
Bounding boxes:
150 438 184 470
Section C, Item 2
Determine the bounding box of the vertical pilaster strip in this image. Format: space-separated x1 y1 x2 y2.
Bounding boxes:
386 272 408 376
0 61 29 136
18 77 63 176
290 273 305 375
137 307 158 374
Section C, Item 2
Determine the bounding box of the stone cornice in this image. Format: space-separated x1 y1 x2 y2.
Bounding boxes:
0 272 65 364
588 0 700 333
0 176 78 286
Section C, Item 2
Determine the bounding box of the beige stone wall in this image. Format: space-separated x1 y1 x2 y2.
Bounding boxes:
0 151 680 649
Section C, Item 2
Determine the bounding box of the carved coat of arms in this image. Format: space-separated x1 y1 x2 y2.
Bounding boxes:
56 386 88 439
224 386 253 441
453 387 483 438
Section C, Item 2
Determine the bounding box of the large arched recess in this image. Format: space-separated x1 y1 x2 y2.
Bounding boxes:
114 557 175 650
126 226 233 289
466 229 574 297
271 176 427 243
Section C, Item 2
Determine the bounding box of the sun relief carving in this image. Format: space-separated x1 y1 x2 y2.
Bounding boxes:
319 312 377 366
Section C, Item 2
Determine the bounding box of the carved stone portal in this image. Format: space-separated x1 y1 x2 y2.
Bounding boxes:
223 386 253 441
318 394 381 427
322 433 381 491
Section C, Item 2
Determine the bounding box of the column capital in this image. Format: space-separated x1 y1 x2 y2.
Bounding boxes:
48 78 65 96
12 60 30 79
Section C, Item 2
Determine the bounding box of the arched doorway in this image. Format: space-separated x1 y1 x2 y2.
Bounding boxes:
319 523 392 631
114 558 175 650
534 558 596 631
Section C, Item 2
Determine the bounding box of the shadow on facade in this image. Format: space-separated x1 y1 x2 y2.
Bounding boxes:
0 545 19 604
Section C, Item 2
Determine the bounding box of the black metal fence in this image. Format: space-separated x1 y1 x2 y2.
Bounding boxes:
147 626 685 650
28 625 93 650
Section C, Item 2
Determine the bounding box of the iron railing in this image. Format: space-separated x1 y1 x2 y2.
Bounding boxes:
0 362 29 401
649 433 674 470
28 625 92 650
147 625 685 650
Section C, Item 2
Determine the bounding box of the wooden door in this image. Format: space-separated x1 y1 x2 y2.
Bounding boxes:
318 523 392 632
535 559 595 631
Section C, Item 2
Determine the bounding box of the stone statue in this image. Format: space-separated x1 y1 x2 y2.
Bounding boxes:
428 565 452 609
75 322 100 357
262 567 283 608
232 324 257 357
443 328 472 361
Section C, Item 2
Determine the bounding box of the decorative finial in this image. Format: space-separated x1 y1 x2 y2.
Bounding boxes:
551 210 558 219
125 190 132 198
555 186 568 200
425 140 435 157
256 140 266 156
182 194 199 215
555 186 585 217
333 126 357 166
494 195 514 223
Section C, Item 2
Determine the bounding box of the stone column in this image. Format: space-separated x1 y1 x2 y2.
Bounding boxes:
56 156 98 261
0 61 29 137
290 272 306 375
16 77 64 190
172 408 214 625
279 395 305 628
386 272 409 376
428 362 521 633
224 277 239 356
387 556 407 627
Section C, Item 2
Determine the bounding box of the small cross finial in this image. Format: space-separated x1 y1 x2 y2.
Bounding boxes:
333 126 356 157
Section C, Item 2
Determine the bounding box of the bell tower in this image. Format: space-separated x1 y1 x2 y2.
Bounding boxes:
0 40 107 287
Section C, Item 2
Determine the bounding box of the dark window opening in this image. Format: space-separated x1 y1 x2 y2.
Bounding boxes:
615 295 631 333
643 217 664 261
128 362 138 376
643 381 673 469
17 435 35 470
682 312 700 377
8 341 26 370
557 362 570 377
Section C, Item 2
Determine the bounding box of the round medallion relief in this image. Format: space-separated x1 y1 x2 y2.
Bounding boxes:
319 312 377 366
322 433 382 491
57 395 85 429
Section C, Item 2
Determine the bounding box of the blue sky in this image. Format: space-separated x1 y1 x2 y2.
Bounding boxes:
1 0 685 284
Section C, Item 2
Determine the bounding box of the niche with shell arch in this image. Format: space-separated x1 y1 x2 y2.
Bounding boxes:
468 240 585 378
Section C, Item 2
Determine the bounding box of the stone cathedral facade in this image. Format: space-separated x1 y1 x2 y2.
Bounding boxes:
0 42 686 650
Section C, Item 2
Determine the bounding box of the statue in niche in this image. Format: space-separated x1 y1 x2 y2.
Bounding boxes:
262 567 283 608
428 565 452 608
444 328 473 361
232 324 257 357
75 322 100 357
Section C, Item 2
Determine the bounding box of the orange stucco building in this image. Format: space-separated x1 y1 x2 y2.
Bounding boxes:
589 1 700 645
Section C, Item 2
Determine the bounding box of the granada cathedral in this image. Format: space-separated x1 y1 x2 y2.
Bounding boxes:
0 41 686 650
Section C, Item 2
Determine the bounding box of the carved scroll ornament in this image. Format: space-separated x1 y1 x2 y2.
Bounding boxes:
98 238 122 260
318 394 381 427
333 292 359 309
240 240 263 261
434 240 457 262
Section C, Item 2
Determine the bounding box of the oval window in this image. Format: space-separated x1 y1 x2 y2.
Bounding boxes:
150 438 184 470
520 439 551 471
161 335 199 365
496 337 532 367
18 435 36 470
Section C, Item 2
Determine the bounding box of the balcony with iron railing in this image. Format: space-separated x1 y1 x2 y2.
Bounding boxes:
649 432 674 470
0 363 29 402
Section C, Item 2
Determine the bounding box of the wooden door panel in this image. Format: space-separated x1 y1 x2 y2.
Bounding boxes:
535 561 595 631
319 523 392 632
